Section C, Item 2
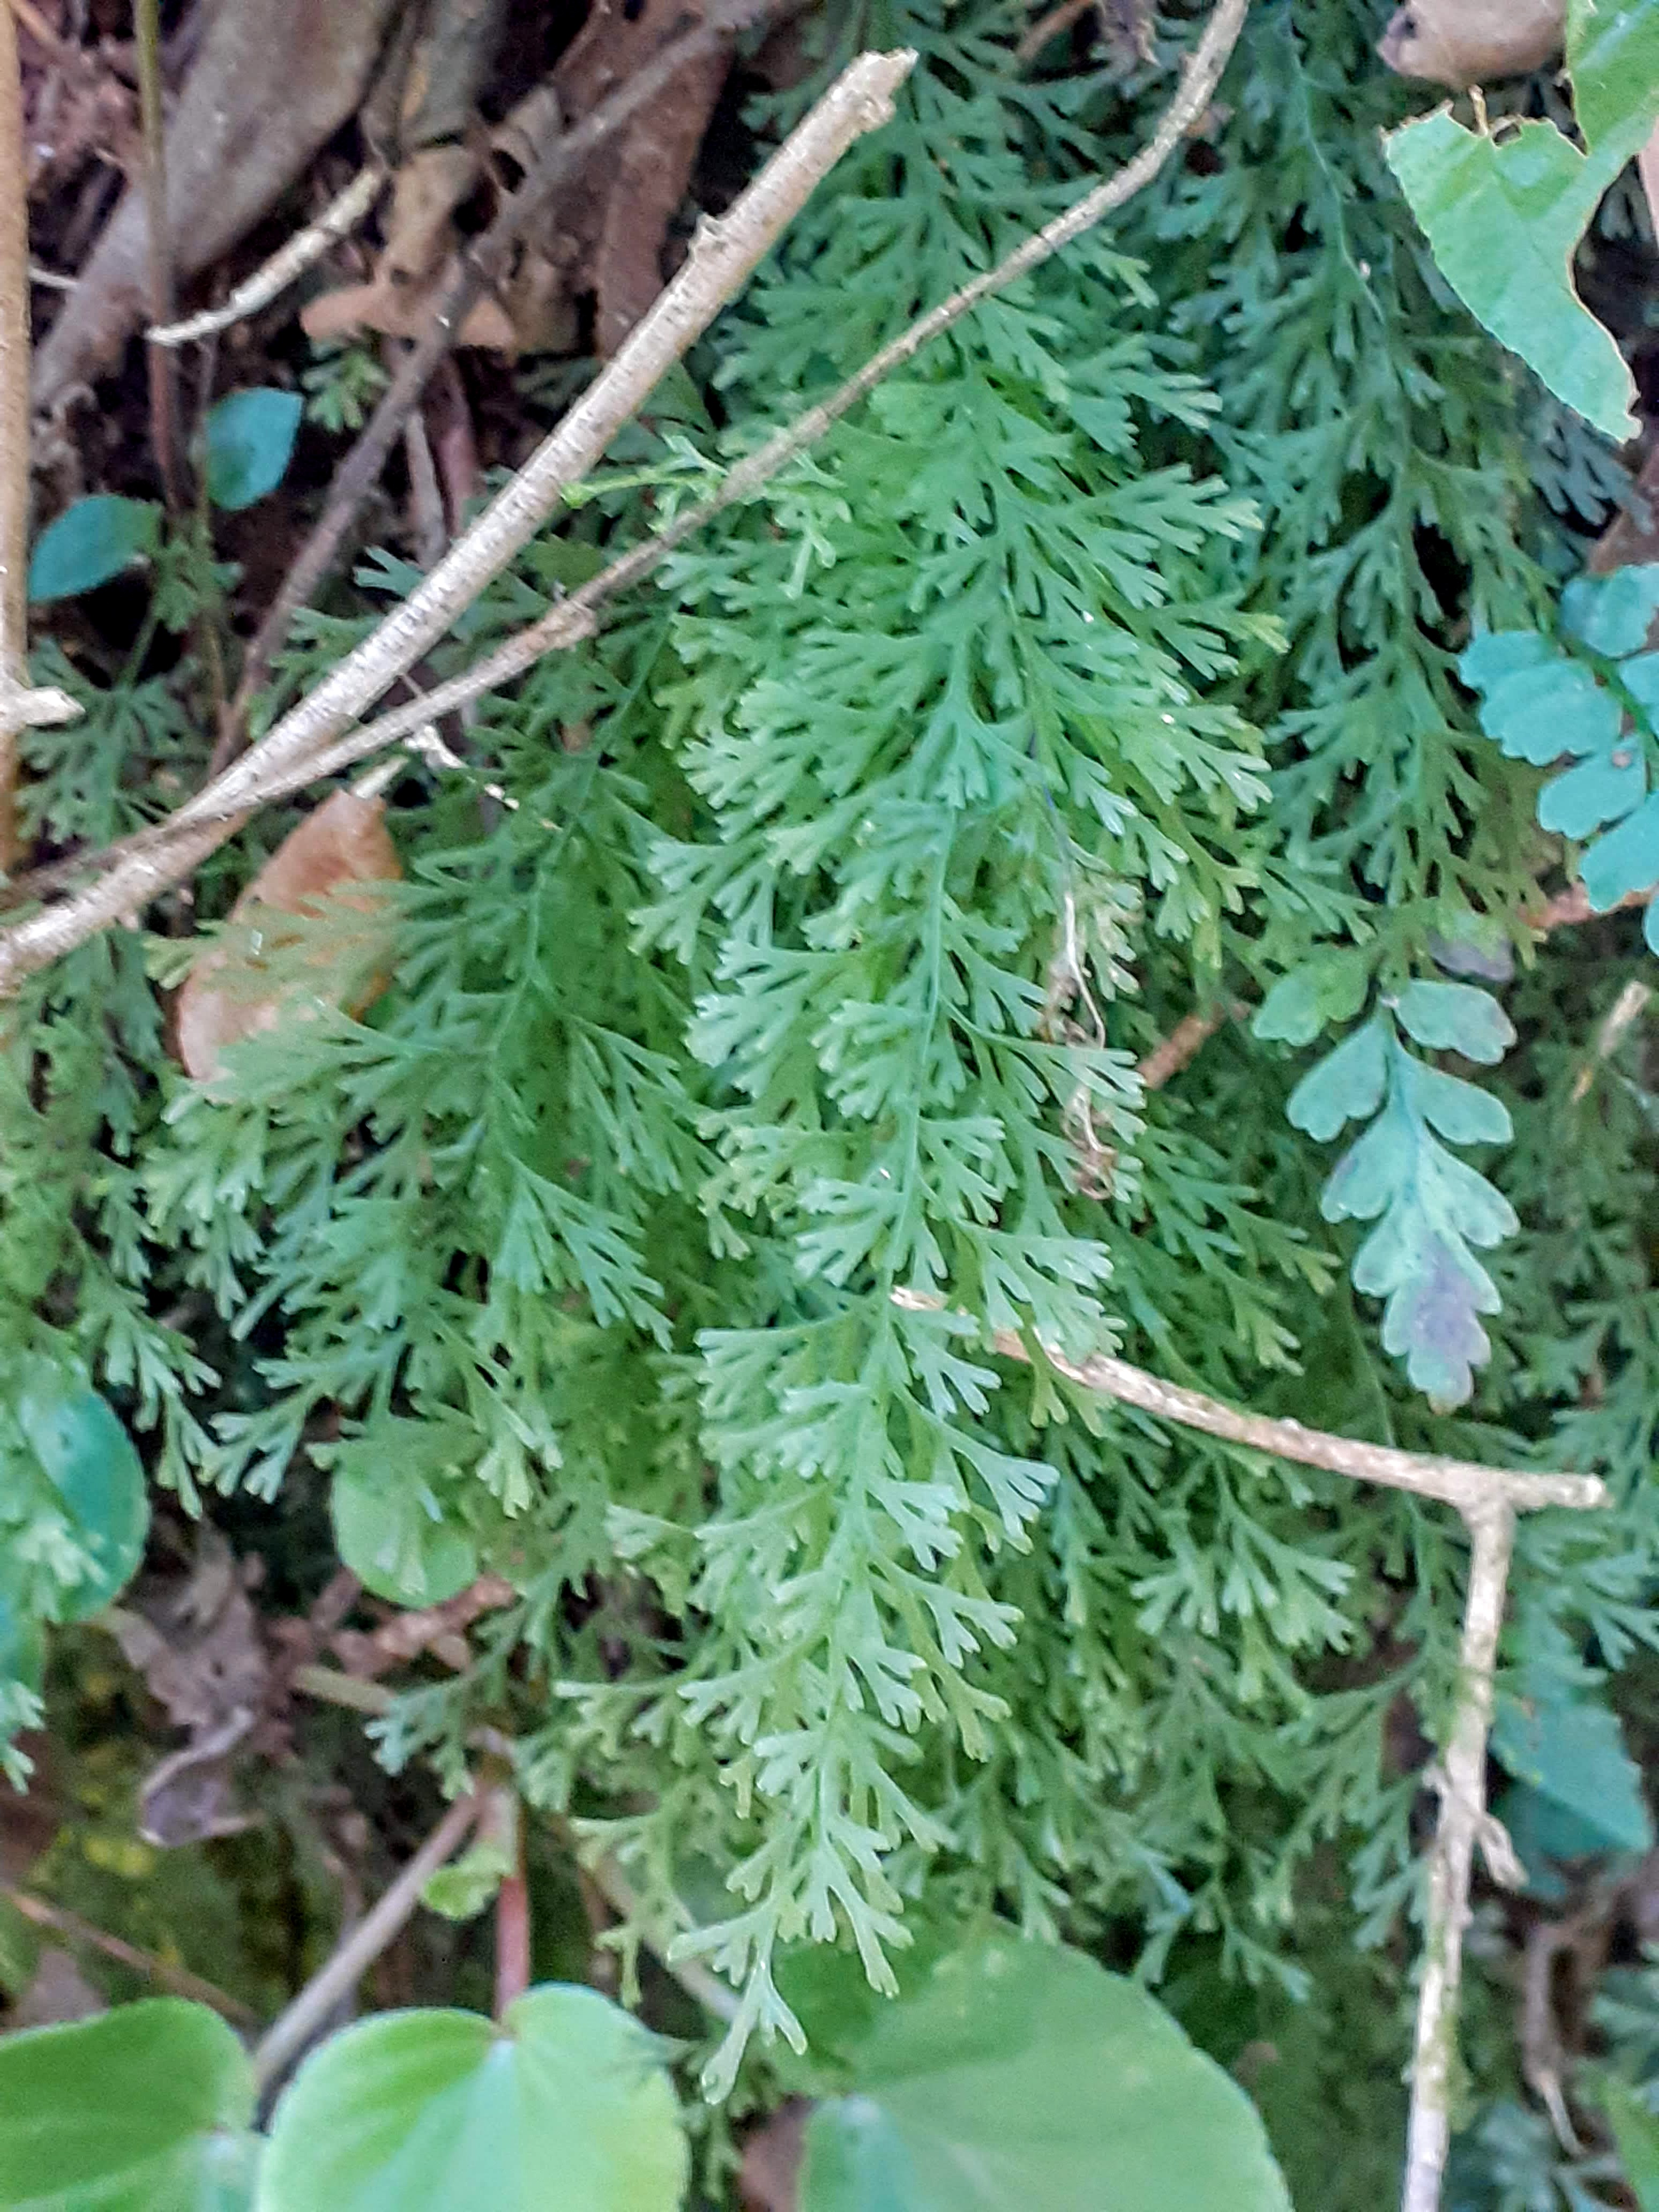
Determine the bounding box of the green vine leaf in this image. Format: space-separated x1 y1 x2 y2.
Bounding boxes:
797 1934 1291 2212
27 495 160 603
1598 2079 1659 2212
259 1985 687 2212
0 1999 258 2211
1391 981 1516 1063
328 1460 480 1607
1384 113 1635 440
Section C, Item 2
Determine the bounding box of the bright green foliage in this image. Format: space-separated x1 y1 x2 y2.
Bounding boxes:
1461 564 1659 944
27 495 160 603
797 1931 1291 2212
1385 0 1659 436
16 0 1659 2188
1599 2082 1659 2212
260 1985 686 2212
0 1999 258 2211
201 388 303 514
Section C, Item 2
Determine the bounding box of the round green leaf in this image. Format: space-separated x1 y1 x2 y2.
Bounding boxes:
798 1935 1291 2212
0 1998 256 2211
27 495 160 603
204 389 303 512
258 1984 687 2212
18 1387 149 1622
330 1466 479 1607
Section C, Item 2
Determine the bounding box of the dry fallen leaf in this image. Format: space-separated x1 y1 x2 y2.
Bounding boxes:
174 790 402 1086
1377 0 1563 88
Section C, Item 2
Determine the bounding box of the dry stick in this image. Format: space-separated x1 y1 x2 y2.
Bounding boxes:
0 0 75 872
218 0 779 757
251 1788 480 2096
0 46 916 987
4 1885 262 2027
72 0 1256 838
893 1294 1604 2212
148 165 387 348
1402 1501 1517 2212
133 0 181 511
0 0 1247 928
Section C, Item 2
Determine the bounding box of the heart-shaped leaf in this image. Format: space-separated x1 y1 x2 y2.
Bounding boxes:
796 1934 1291 2212
258 1984 687 2212
18 1385 149 1621
204 388 303 512
0 1998 257 2211
27 495 160 603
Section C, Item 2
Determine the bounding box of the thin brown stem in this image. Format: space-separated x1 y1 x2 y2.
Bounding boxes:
0 0 76 873
0 48 915 985
215 0 779 764
4 1885 261 2026
133 0 181 511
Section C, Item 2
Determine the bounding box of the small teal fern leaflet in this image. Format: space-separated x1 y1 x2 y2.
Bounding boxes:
1280 987 1517 1409
1462 562 1659 951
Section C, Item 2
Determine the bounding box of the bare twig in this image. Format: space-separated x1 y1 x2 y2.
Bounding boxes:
3 1885 261 2026
44 0 1252 858
0 47 915 984
1137 1000 1245 1091
1015 0 1097 63
133 0 181 510
251 1788 480 2096
218 0 779 753
0 0 77 870
1402 1503 1518 2212
148 164 386 347
888 1285 1603 2212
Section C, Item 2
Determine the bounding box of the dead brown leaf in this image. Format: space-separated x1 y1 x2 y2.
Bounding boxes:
174 789 402 1086
1376 0 1563 87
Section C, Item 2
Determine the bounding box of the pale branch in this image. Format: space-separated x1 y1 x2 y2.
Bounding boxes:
133 0 182 511
895 1299 1608 1516
0 0 1247 922
229 0 1255 795
0 0 76 872
1137 1000 1244 1092
251 1787 481 2096
148 164 388 347
1402 1501 1518 2212
219 0 783 749
888 1284 1603 2212
0 47 917 990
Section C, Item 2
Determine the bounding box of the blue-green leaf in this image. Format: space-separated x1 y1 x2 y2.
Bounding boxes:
1459 629 1554 692
1321 1093 1415 1224
1579 791 1659 908
1493 1676 1653 1857
204 388 303 512
1392 981 1515 1063
1619 649 1659 716
1561 563 1659 655
1537 746 1646 838
27 495 160 603
798 1934 1291 2212
1286 1019 1387 1142
18 1386 149 1622
1474 657 1619 764
1397 1058 1513 1147
0 1999 257 2211
1251 951 1369 1048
